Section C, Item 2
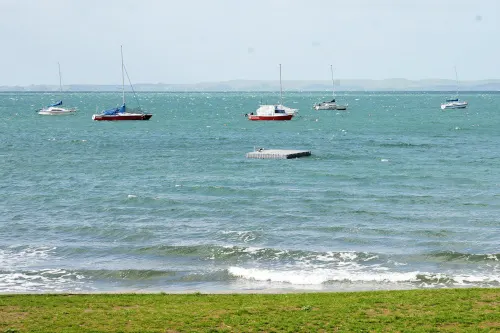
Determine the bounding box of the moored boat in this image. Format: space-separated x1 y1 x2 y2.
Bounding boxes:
248 64 296 121
38 101 76 115
313 98 348 111
248 105 293 121
440 98 468 110
92 46 152 121
92 104 152 121
38 63 76 115
313 65 348 111
441 66 468 110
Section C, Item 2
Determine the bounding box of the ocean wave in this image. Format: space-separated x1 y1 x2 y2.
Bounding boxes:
228 267 500 288
77 269 177 280
0 269 87 293
137 244 379 265
426 251 500 262
0 245 56 270
217 230 263 243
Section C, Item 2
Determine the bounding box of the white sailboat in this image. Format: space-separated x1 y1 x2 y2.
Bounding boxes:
314 65 348 111
38 62 76 115
248 64 296 121
441 66 468 110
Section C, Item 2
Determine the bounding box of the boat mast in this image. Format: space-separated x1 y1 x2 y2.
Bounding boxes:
454 65 459 98
330 65 335 99
279 63 283 106
58 62 62 93
121 45 125 105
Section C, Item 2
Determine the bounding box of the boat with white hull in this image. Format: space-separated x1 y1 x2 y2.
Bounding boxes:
248 105 293 121
248 64 295 121
38 102 76 115
38 63 76 115
441 66 468 110
441 99 468 110
314 65 348 111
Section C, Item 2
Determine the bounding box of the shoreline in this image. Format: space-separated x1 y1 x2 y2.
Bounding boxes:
1 285 497 295
1 288 498 332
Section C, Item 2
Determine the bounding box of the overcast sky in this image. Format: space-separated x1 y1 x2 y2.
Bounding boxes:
0 0 497 85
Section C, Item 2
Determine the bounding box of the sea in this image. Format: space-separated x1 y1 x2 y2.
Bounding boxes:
0 91 499 294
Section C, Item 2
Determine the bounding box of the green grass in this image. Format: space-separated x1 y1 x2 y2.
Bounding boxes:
1 288 498 332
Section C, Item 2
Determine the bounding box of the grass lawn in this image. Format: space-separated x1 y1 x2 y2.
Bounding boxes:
1 288 499 332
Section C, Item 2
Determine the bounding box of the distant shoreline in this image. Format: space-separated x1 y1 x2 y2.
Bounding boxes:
1 78 500 92
1 90 500 93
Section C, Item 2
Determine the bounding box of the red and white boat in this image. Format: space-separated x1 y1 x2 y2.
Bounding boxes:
248 64 296 121
248 105 293 121
92 46 152 121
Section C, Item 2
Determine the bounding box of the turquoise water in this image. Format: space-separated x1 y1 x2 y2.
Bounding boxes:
0 91 499 293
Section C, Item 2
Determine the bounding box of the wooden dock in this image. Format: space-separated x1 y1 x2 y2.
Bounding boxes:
246 149 311 159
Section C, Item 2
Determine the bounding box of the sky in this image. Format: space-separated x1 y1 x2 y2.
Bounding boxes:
0 0 498 86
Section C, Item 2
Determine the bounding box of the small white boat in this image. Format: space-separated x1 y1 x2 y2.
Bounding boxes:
314 65 348 111
38 102 76 115
314 98 347 111
441 66 468 110
248 64 296 121
441 98 468 110
248 105 293 121
38 63 76 115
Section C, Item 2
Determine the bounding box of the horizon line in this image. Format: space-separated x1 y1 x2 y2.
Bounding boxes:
2 77 500 87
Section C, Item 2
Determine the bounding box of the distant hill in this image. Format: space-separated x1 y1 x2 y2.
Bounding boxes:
1 79 500 92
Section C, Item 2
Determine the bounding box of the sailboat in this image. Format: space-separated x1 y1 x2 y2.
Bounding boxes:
92 46 152 121
314 65 348 111
248 64 296 121
38 62 76 115
441 66 468 110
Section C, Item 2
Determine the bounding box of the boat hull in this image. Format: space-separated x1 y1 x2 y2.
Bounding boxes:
92 113 153 121
248 114 293 121
314 104 336 110
38 107 76 115
38 110 76 115
314 103 348 111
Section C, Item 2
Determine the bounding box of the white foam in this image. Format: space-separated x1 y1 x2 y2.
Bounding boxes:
228 266 418 285
0 269 88 293
0 246 56 270
228 266 500 286
219 230 258 243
